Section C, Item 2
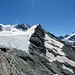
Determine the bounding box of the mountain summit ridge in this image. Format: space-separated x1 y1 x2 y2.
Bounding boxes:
0 24 75 75
58 32 75 47
0 23 30 32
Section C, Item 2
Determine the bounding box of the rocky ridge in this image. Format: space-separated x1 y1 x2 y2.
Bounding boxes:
58 33 75 47
0 24 75 75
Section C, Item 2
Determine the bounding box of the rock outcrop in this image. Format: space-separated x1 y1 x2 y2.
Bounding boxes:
0 25 3 31
15 24 30 31
0 24 75 75
58 33 75 47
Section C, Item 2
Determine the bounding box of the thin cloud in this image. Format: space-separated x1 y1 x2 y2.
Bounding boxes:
49 19 75 31
60 19 75 27
30 0 36 24
32 0 36 10
31 0 36 15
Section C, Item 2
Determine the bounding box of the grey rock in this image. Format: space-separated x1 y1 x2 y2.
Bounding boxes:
15 24 30 31
0 25 3 31
0 24 75 75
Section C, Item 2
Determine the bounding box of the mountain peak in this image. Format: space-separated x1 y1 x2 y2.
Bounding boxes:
0 24 75 75
15 24 30 31
58 32 75 47
0 23 30 32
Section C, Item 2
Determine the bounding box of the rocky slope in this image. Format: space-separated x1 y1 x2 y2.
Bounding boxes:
0 24 75 75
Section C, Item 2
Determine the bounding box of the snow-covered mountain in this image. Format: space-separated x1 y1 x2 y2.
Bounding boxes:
0 23 30 32
0 24 75 75
58 33 75 47
0 24 36 52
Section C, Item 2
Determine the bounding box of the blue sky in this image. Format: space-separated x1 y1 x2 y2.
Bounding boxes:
0 0 75 36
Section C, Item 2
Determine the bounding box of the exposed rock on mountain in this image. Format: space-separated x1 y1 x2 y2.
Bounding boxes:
0 24 75 75
0 24 30 32
58 33 75 47
29 25 46 55
0 25 3 31
15 24 30 31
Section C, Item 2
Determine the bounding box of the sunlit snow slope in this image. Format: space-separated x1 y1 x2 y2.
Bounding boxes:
0 24 37 52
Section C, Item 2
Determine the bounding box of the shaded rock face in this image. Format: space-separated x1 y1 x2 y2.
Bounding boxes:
15 24 30 31
0 25 3 31
29 25 46 55
0 24 75 75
